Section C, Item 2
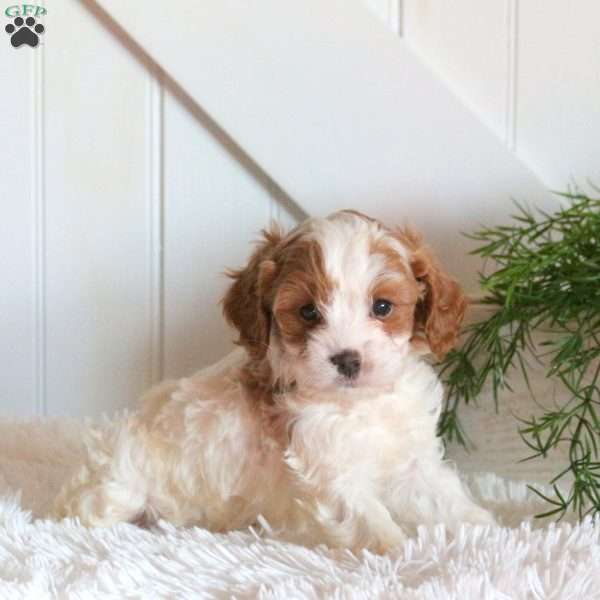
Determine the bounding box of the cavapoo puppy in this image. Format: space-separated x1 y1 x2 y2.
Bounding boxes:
53 210 494 552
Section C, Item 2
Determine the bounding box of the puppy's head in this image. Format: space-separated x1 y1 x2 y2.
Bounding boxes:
223 211 465 391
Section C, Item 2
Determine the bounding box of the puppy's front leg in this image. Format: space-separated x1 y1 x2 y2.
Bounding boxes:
284 447 407 553
384 459 496 532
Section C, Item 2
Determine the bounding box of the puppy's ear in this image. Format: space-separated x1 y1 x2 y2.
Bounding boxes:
222 226 282 360
401 228 467 359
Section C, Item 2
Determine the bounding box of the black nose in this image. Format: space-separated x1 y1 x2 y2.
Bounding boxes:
330 350 361 379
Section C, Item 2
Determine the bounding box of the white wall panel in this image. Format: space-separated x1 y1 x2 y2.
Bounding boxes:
0 33 35 417
403 0 509 141
94 0 548 295
363 0 401 33
400 0 600 190
517 0 600 188
0 0 298 418
43 0 150 417
162 88 298 380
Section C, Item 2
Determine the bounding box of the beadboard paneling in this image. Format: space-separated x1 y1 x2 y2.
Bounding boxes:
399 0 600 190
161 87 296 380
3 0 599 420
0 0 297 418
363 0 402 33
93 0 548 296
0 36 36 417
403 1 509 142
42 0 153 417
517 0 600 188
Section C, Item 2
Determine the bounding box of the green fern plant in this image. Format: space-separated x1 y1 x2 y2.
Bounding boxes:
438 190 600 519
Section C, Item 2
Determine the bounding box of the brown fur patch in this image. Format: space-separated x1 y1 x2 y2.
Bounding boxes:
270 238 332 351
239 358 275 406
369 235 420 338
222 226 283 361
370 275 419 338
223 227 332 403
393 227 466 358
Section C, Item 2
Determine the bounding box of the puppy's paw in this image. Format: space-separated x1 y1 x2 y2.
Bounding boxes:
370 537 408 555
364 527 409 555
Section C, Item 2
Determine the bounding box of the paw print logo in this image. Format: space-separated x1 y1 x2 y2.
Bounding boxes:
5 16 45 48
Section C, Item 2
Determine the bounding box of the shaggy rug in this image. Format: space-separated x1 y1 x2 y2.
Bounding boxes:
0 419 598 599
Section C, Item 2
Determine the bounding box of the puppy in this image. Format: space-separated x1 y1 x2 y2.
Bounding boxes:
53 210 494 552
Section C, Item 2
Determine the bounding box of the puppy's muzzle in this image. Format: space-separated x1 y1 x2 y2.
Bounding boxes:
330 350 361 379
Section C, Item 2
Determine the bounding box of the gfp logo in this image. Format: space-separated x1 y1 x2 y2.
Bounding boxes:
5 4 46 48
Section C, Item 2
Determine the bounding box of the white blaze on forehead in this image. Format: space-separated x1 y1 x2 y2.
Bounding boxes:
306 212 409 290
302 212 411 350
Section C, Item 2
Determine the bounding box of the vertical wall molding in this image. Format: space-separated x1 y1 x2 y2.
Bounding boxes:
505 0 519 151
388 0 403 36
147 73 165 386
31 28 46 416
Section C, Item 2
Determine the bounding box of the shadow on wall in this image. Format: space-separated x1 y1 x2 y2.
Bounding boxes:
81 0 529 294
82 0 306 226
78 0 307 395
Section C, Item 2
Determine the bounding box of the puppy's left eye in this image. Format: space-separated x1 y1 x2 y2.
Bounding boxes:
300 303 320 322
372 298 393 318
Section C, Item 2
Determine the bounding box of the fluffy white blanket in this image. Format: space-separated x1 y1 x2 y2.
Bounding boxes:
0 419 598 599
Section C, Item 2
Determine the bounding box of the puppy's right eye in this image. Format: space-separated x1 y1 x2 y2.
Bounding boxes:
372 298 393 318
300 303 320 322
